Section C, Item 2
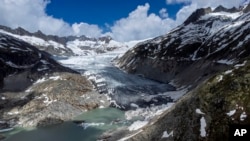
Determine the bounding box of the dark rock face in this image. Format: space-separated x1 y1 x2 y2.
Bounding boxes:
213 5 239 13
243 3 250 13
184 7 212 25
122 60 250 141
0 32 75 92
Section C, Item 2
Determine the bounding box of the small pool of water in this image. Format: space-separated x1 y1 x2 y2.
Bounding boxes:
3 108 126 141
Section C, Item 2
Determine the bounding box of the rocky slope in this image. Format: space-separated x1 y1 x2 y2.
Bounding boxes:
116 5 250 88
112 4 250 141
0 72 109 127
112 59 249 141
0 32 74 92
0 32 109 129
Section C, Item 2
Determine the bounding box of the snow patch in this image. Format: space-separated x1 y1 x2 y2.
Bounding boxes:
118 130 143 141
49 76 61 80
226 109 236 117
217 75 223 82
240 112 247 121
159 87 188 101
7 111 19 115
99 105 105 109
162 130 173 138
217 59 234 65
200 117 207 137
130 103 139 108
0 30 65 49
37 65 49 71
224 70 233 75
5 61 35 69
128 120 148 131
204 12 242 20
34 78 46 84
125 103 174 121
196 109 205 115
42 94 57 106
234 61 247 69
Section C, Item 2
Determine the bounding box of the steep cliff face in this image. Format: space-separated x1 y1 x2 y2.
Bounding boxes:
116 5 250 87
0 32 75 92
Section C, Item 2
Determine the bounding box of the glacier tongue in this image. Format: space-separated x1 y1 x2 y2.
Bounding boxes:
57 47 175 110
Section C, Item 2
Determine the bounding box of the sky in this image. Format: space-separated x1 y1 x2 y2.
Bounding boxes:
0 0 247 41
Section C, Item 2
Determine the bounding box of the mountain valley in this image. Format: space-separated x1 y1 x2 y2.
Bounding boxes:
0 3 250 141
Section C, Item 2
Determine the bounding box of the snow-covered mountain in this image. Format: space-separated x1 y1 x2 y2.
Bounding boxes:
110 4 250 141
1 3 250 141
116 4 250 87
0 25 129 56
0 32 77 91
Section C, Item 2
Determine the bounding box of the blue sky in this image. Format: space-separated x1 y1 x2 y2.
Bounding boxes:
0 0 246 41
46 0 184 27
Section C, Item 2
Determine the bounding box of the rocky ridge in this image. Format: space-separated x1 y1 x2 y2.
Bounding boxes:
112 4 250 141
0 25 127 56
116 4 250 88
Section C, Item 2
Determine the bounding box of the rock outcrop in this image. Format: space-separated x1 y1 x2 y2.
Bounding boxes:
184 7 212 25
0 72 109 127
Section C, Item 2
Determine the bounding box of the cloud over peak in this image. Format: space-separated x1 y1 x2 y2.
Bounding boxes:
0 0 247 41
110 3 176 41
0 0 102 37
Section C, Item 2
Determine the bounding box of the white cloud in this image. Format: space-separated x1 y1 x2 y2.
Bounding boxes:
0 0 102 37
109 0 245 41
167 0 244 7
72 23 102 37
189 0 244 9
159 8 169 19
110 3 176 41
173 0 245 25
0 0 246 41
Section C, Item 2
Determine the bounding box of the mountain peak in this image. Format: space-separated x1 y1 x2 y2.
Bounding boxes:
14 27 31 36
213 5 239 13
184 7 212 25
243 3 250 13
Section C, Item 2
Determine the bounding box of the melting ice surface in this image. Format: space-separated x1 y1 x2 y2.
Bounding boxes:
3 42 184 141
56 47 175 108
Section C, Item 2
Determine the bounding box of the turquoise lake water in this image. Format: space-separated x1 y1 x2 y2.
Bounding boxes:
2 108 127 141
